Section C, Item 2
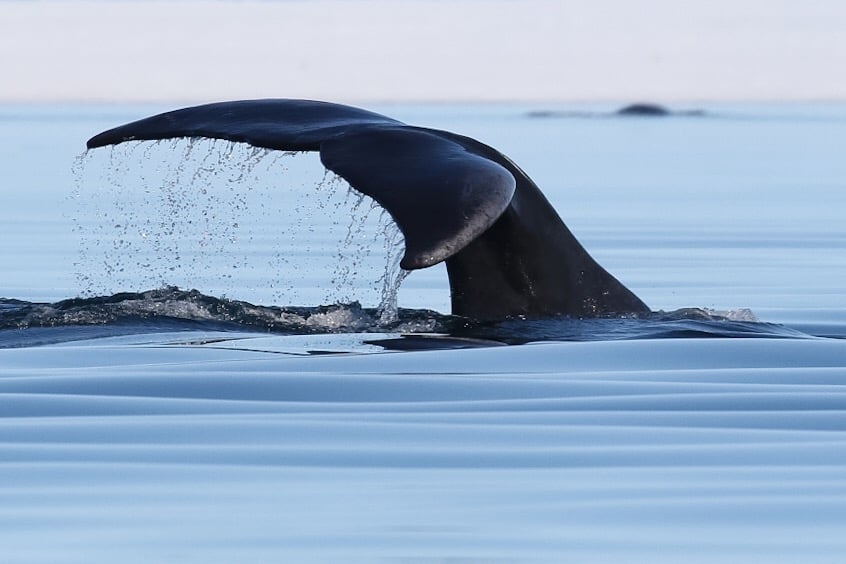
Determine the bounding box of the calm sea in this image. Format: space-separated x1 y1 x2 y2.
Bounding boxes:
1 102 845 562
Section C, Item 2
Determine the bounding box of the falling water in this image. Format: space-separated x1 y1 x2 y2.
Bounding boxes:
74 139 410 309
377 221 410 324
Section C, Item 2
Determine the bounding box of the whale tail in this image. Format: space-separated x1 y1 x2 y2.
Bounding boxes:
87 99 649 319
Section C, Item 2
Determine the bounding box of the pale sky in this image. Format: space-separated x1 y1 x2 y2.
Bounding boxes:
2 0 845 103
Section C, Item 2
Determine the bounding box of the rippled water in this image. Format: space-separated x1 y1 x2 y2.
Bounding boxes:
1 103 845 562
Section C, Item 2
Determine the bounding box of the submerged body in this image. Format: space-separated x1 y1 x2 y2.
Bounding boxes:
88 99 649 319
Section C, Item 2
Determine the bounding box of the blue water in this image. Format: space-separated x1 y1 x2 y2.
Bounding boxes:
1 103 845 562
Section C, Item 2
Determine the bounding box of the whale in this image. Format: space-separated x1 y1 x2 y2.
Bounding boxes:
87 99 649 320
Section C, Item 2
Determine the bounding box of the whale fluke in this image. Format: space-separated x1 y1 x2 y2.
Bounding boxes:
88 99 649 319
319 127 515 269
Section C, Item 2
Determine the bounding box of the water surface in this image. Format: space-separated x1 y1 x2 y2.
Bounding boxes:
1 103 845 562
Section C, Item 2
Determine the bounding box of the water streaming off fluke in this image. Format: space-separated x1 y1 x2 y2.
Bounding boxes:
72 139 411 314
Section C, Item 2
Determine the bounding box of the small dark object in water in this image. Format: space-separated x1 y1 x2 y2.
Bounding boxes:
617 103 671 116
525 110 560 118
526 106 705 119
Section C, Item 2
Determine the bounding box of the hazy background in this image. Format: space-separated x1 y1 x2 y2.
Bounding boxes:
2 0 845 103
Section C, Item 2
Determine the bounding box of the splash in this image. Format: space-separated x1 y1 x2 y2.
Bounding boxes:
0 289 808 345
0 288 446 336
376 221 410 324
74 140 411 308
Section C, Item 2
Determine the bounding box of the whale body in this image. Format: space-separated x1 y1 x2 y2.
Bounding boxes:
87 99 649 319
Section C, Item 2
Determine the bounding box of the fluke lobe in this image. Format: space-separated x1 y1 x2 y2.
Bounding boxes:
87 99 649 319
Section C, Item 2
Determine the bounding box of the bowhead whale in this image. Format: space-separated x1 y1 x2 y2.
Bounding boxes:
87 99 649 319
